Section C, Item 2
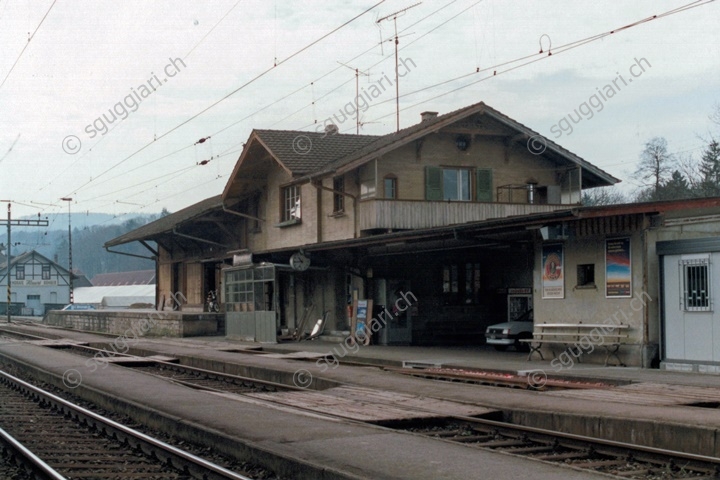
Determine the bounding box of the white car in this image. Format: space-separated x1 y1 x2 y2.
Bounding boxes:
484 310 533 351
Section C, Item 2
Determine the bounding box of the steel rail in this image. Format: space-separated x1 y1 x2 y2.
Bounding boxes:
0 326 302 391
438 412 720 466
0 370 254 480
70 343 302 391
0 425 67 480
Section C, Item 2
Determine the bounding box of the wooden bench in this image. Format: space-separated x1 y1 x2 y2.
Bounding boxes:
519 322 629 366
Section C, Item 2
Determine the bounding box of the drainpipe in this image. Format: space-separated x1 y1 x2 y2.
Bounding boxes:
311 181 359 238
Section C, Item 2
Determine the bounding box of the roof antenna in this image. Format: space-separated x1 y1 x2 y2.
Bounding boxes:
376 2 422 133
337 62 369 134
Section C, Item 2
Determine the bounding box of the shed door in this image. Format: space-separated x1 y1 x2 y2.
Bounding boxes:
663 253 720 362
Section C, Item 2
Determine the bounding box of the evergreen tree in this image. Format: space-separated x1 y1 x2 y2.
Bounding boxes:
698 140 720 197
656 170 692 201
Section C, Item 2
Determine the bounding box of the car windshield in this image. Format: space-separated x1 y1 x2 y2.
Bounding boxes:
514 309 533 322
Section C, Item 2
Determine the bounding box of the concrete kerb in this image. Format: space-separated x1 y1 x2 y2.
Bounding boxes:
0 352 366 480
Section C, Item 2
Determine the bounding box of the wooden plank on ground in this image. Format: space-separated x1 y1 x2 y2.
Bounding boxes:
246 386 497 421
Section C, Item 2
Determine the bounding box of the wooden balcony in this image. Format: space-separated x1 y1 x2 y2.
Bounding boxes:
359 199 566 231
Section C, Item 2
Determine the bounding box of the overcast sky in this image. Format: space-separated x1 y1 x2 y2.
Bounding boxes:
1 0 718 221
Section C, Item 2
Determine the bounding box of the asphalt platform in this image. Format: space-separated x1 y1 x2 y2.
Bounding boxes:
1 318 720 479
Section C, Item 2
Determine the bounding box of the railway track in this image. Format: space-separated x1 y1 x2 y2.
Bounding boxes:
389 416 720 479
4 325 720 479
0 370 255 480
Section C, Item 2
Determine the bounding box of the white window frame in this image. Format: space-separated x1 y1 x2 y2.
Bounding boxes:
282 185 301 222
442 168 471 201
680 255 712 312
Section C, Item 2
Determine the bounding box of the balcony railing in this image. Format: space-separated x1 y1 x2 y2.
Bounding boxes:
359 199 565 231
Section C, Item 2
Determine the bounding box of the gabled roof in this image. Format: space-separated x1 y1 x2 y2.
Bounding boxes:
104 195 223 247
252 129 379 175
0 250 70 274
222 129 379 200
297 101 619 188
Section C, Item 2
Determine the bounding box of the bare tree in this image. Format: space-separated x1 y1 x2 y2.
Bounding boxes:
634 137 675 194
582 186 628 206
676 152 702 190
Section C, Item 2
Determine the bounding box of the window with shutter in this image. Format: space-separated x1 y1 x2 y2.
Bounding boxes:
476 168 493 202
425 166 442 200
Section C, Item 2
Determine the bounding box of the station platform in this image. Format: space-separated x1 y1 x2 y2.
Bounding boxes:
1 319 720 478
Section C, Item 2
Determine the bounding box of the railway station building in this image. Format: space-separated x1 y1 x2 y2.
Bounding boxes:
103 100 720 371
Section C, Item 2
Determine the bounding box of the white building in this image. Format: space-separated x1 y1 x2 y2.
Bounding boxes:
0 250 71 315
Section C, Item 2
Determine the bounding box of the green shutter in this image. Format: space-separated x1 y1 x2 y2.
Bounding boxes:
476 168 493 202
425 166 442 200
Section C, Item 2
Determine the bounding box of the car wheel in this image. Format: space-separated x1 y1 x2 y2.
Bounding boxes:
515 332 532 352
494 345 509 351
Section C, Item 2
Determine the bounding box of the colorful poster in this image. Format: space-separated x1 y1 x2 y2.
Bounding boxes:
606 238 632 297
541 244 564 299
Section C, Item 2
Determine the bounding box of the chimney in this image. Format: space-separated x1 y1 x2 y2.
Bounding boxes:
324 123 339 135
420 111 438 122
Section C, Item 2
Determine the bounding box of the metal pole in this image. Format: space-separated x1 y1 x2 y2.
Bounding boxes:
60 197 73 305
6 203 10 323
394 18 399 133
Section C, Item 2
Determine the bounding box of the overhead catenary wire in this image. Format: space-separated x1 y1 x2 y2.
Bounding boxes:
55 0 716 216
61 0 460 204
0 0 57 90
63 0 386 199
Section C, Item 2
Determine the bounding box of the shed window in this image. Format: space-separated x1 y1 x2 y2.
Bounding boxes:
682 258 711 311
577 264 595 287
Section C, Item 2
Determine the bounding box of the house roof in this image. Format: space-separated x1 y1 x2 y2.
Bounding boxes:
222 129 379 200
296 101 619 188
252 129 379 175
0 250 70 274
104 195 224 247
91 269 155 286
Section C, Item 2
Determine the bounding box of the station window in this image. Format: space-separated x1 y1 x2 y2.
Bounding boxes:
682 258 711 311
384 175 397 199
442 263 481 304
249 194 261 233
576 264 595 287
282 185 301 222
42 265 51 280
333 176 344 213
15 266 24 280
443 168 471 201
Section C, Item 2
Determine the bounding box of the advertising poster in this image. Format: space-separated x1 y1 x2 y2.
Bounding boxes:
541 244 564 299
606 238 632 297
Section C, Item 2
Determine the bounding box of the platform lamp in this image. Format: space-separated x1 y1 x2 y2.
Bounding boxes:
60 197 73 305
